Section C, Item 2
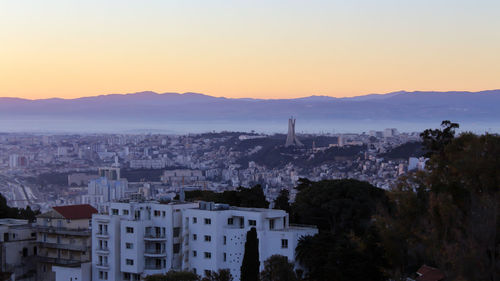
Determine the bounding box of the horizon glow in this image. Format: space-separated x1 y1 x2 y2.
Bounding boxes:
1 0 499 99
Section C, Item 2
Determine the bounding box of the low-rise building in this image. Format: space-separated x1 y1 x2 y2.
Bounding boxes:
181 202 318 280
91 201 317 280
91 200 198 281
0 219 37 281
35 204 97 281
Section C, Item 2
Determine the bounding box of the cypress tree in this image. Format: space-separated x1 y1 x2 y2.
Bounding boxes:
241 227 260 281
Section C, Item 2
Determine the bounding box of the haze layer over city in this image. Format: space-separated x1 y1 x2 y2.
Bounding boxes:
0 1 499 281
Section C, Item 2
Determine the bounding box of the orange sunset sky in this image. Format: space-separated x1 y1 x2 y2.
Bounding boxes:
1 0 499 100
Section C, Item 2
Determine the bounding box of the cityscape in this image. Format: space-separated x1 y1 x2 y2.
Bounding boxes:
1 1 499 281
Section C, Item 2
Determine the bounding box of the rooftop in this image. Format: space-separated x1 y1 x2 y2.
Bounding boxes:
52 204 98 220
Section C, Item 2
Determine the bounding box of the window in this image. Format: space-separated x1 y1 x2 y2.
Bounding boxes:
126 259 134 265
223 236 226 245
193 250 197 257
204 218 211 225
204 235 211 242
22 248 28 257
126 227 134 233
205 270 211 277
281 239 288 249
112 209 119 215
224 252 227 262
193 234 197 240
227 218 233 225
249 220 257 226
173 243 180 254
99 271 108 280
162 211 166 217
123 209 129 215
269 219 275 230
204 252 211 259
193 217 197 224
124 273 131 280
154 210 161 217
173 227 180 237
125 243 133 249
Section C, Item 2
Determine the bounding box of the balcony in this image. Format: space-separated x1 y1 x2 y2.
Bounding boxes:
95 262 110 269
144 233 166 241
95 231 109 238
35 225 91 236
37 256 83 267
95 247 110 254
38 241 88 252
144 265 166 275
144 249 167 257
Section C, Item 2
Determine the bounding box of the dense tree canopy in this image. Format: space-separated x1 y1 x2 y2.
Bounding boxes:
260 255 298 281
0 193 38 221
293 179 389 281
378 124 500 280
273 189 291 214
184 185 269 208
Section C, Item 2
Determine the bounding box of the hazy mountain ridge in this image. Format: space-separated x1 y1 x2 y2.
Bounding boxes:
1 90 499 133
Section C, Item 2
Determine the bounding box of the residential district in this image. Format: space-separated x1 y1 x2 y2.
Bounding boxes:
0 120 429 281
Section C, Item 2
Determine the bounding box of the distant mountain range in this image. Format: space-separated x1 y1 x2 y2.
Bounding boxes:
1 90 499 133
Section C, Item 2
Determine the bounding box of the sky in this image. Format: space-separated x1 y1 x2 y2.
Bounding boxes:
1 0 499 100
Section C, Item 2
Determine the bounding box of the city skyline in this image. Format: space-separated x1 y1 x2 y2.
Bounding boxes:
1 0 500 100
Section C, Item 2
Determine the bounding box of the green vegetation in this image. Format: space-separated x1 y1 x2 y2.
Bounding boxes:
144 270 232 281
241 227 260 281
261 255 298 281
379 141 425 159
184 185 269 208
273 189 291 214
0 193 39 221
377 121 500 280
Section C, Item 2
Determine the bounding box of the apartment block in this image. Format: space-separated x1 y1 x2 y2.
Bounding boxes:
35 204 97 281
181 202 318 280
91 201 317 280
0 219 37 281
91 201 198 281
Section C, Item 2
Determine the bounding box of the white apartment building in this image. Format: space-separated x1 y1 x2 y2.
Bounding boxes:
91 201 317 281
181 202 317 280
91 201 198 281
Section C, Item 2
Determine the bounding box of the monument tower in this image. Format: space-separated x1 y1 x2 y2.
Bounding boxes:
285 117 303 147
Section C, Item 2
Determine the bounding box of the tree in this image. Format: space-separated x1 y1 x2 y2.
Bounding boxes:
0 193 38 222
292 179 389 281
261 255 298 281
378 127 500 280
420 120 459 157
241 227 260 281
201 269 233 281
144 271 199 281
184 185 269 208
273 189 291 213
292 179 388 234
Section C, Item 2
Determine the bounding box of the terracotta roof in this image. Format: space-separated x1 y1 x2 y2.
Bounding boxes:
417 265 445 281
52 204 97 220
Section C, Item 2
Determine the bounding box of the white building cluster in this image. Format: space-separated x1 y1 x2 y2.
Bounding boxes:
91 200 317 281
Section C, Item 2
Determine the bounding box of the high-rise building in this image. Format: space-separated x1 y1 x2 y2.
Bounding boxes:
83 167 128 207
91 201 317 280
285 117 303 147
